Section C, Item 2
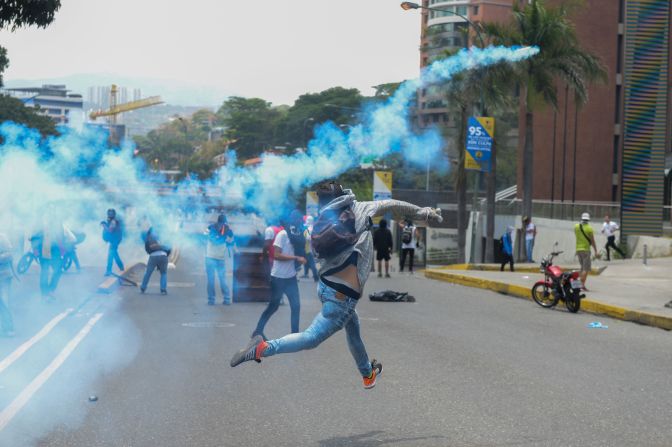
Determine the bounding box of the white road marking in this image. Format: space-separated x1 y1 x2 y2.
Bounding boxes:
0 313 103 432
0 308 74 375
181 322 235 328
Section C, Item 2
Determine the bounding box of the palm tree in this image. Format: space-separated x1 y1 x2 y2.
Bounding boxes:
483 0 606 220
442 57 514 263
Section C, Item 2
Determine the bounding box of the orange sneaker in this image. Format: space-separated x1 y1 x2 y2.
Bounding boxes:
230 335 268 367
363 359 383 389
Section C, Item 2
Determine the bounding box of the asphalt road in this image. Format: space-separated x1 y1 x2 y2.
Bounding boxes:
1 250 671 447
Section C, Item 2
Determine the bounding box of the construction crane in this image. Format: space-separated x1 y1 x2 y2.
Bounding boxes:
89 84 163 145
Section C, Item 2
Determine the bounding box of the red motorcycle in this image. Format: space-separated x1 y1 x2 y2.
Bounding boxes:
531 249 584 313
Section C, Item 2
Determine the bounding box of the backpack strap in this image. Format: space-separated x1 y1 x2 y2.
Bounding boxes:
579 224 592 245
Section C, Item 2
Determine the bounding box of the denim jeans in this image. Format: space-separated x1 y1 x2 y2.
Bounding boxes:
206 257 230 303
0 278 14 333
263 281 373 377
303 253 318 280
526 239 535 262
254 276 300 335
39 257 63 297
140 254 168 291
106 243 124 274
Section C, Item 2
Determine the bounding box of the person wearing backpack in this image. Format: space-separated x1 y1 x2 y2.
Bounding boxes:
101 208 125 277
399 219 419 274
139 227 171 295
575 213 599 291
373 219 393 278
205 213 234 305
231 181 443 389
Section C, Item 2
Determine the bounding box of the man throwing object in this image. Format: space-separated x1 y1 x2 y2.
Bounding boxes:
231 181 442 389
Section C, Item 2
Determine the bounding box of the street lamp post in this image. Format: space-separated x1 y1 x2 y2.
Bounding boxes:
400 2 485 48
401 1 494 263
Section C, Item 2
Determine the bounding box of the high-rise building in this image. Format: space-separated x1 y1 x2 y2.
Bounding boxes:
522 0 671 235
2 84 84 126
414 0 672 235
416 0 513 131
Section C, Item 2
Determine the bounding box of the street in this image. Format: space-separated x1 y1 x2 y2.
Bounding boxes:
0 249 670 447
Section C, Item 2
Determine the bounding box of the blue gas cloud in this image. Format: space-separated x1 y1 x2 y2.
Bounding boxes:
0 45 538 446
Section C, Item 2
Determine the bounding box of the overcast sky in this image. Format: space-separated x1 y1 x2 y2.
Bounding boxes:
0 0 422 105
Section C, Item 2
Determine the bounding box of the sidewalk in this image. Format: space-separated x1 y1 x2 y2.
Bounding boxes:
425 257 672 331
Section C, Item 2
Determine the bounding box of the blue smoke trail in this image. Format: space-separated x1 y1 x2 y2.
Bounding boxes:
209 45 539 215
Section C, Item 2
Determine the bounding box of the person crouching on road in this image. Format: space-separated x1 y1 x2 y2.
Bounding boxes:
140 227 170 295
231 181 443 389
574 213 598 292
205 213 234 305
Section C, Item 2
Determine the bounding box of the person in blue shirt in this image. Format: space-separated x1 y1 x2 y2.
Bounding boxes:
500 226 514 272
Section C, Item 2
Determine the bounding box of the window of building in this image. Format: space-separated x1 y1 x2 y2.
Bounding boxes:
457 6 467 15
473 6 479 15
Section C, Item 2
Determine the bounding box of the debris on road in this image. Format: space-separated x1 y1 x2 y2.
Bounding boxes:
587 322 608 329
88 395 98 402
369 291 415 302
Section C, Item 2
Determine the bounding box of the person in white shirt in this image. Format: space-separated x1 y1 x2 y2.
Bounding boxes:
601 215 625 261
252 211 306 340
399 219 419 274
523 216 536 263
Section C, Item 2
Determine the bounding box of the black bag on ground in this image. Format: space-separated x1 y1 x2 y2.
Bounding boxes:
369 290 416 302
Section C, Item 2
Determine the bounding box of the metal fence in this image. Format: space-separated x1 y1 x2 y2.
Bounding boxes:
478 199 623 221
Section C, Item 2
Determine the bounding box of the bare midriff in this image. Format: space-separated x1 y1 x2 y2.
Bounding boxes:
332 264 360 292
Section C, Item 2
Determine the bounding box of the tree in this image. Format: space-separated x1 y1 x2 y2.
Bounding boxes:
0 95 57 139
216 97 284 160
0 1 62 86
483 0 606 220
280 87 364 148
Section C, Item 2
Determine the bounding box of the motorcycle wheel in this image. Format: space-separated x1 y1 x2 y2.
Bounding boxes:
17 253 34 274
565 291 581 313
531 283 559 308
62 255 73 272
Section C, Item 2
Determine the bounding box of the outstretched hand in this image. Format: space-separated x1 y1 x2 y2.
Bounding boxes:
428 208 443 223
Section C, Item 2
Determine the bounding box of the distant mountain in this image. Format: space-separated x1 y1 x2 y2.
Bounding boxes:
4 73 233 107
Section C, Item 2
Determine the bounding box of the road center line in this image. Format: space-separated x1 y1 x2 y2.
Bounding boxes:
0 308 74 375
0 313 103 432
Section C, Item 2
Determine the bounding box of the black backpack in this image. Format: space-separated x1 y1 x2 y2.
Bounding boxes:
401 226 413 244
311 207 359 259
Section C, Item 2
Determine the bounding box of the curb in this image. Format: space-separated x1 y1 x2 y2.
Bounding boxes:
425 269 672 331
443 263 605 276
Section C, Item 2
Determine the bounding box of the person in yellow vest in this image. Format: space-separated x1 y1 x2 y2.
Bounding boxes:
574 213 599 291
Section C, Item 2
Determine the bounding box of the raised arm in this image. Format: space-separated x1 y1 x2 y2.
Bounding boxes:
357 200 442 223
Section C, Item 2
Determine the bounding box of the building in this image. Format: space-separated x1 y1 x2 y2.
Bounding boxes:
416 0 512 130
2 84 83 126
413 0 672 235
520 0 671 236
